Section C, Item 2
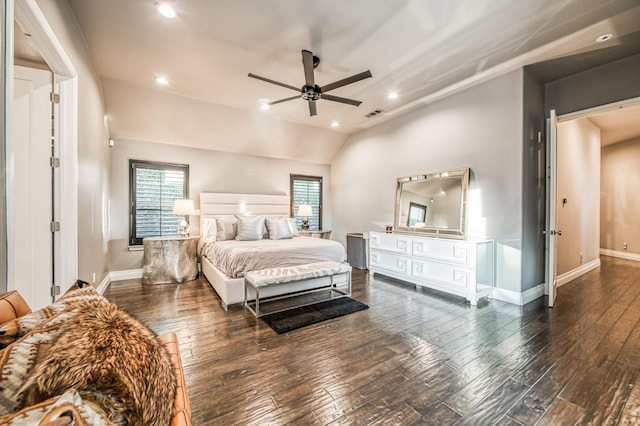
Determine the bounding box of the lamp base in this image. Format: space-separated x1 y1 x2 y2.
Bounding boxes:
301 218 310 231
177 217 190 236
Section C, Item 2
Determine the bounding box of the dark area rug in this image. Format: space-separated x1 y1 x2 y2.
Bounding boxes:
260 297 369 334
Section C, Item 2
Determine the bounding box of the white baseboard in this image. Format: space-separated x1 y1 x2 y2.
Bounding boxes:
95 269 143 295
491 284 544 306
600 248 640 262
556 258 601 287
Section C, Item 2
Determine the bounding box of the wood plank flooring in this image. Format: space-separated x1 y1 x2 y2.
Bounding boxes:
104 255 640 425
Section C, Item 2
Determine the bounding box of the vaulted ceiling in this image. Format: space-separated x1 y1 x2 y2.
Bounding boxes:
58 0 640 158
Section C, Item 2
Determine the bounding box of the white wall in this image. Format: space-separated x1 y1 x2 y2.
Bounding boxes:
37 0 111 284
331 70 524 292
556 118 601 275
109 139 331 271
101 78 348 165
601 137 640 255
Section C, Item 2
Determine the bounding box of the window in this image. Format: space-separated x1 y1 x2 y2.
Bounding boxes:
130 160 189 245
407 202 427 227
290 174 322 231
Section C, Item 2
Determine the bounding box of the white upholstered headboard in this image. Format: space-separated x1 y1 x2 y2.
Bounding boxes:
199 192 290 228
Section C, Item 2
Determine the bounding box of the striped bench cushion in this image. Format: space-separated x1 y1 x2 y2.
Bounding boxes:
245 261 351 287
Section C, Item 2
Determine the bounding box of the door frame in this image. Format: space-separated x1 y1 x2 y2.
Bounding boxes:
545 96 640 306
10 0 78 297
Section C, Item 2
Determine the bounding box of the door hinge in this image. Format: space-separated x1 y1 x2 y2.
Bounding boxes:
50 157 60 168
51 285 61 297
50 221 61 232
50 92 60 103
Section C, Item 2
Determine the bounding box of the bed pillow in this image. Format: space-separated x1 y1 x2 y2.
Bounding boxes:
215 218 237 241
266 216 295 240
235 215 266 241
287 217 300 237
202 218 217 243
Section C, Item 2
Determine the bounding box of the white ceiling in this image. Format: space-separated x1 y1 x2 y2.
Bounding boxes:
63 0 640 137
590 103 640 146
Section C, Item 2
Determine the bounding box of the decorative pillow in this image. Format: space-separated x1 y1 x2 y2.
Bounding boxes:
0 283 104 348
287 217 300 237
215 218 237 241
202 217 217 243
235 215 266 241
9 299 177 426
0 298 107 416
265 216 295 240
0 389 112 426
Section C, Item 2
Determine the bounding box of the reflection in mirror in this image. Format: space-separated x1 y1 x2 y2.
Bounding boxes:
394 168 469 238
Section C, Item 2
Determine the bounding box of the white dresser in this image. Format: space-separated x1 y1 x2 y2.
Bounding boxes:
368 232 494 305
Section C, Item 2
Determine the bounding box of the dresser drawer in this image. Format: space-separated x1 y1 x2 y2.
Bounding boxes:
412 260 473 291
412 239 474 266
370 250 411 276
369 232 410 255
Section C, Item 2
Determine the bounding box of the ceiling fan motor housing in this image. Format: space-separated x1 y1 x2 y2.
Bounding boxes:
302 85 322 100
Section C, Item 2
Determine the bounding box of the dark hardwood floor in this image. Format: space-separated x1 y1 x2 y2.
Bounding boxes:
104 255 640 425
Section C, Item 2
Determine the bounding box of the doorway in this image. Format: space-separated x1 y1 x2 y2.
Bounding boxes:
3 0 79 304
547 98 640 306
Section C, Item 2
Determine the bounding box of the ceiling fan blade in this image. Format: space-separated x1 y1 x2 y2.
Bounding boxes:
268 95 300 106
308 100 317 116
248 73 299 92
302 49 315 87
321 70 372 93
322 94 362 106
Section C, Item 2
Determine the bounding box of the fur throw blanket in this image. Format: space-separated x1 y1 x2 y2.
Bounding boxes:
0 285 177 425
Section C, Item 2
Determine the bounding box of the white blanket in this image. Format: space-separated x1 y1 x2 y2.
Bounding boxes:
201 237 345 278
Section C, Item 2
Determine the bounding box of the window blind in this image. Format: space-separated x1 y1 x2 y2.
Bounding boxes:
130 160 189 245
290 175 322 231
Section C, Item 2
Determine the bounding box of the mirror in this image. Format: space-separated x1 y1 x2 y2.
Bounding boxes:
394 167 469 238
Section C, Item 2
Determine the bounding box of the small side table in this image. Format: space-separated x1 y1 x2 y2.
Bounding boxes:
142 235 199 284
299 229 332 239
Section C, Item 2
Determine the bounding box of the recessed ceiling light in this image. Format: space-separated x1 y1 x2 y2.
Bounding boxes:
388 91 399 100
331 121 339 128
157 3 177 18
155 76 169 85
258 99 271 110
596 33 613 43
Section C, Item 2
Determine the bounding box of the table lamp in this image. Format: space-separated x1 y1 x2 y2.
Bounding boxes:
173 199 195 236
297 204 313 230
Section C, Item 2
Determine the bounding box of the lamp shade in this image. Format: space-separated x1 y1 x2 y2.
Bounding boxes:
297 204 313 217
172 199 195 215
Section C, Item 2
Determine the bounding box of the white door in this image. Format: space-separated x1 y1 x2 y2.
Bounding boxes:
11 65 54 310
545 109 560 307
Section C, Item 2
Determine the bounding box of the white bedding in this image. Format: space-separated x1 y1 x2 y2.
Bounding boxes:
201 236 345 278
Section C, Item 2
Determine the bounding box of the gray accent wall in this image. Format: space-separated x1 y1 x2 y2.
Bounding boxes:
109 139 331 271
331 70 525 292
546 53 640 116
521 69 546 292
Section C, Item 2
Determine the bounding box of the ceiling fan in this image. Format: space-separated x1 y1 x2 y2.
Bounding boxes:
248 49 372 116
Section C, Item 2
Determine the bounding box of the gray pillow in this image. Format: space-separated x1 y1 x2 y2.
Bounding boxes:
266 217 295 240
287 217 300 237
215 218 237 241
235 215 266 241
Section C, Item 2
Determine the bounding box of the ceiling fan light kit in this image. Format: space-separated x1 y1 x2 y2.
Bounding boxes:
249 49 372 116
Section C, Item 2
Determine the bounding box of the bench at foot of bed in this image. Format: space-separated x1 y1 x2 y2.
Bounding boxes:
244 261 352 318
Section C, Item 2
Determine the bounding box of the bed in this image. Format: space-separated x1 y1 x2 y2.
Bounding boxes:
199 192 347 309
